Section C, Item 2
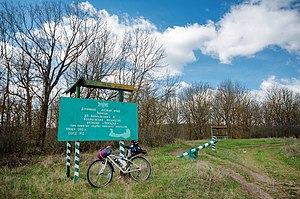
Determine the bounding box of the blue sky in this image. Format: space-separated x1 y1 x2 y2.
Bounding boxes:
25 0 300 93
88 0 235 29
78 0 300 92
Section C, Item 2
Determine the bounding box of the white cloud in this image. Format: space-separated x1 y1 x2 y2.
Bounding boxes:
89 5 157 39
78 1 97 15
156 22 216 75
159 0 300 68
76 1 300 76
260 75 278 91
249 75 300 102
260 75 300 93
205 0 300 63
176 81 192 94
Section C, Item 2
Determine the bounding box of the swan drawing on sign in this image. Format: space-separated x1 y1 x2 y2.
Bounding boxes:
109 128 131 139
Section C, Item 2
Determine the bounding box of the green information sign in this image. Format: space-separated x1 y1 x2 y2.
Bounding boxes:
58 97 138 141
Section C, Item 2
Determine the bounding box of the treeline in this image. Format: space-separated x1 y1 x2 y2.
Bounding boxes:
143 80 300 146
0 1 299 156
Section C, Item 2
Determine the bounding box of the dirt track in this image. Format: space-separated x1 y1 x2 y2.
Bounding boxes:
172 146 300 199
206 150 300 199
206 153 285 199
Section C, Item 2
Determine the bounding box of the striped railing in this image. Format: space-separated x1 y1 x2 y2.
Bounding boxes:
178 137 218 159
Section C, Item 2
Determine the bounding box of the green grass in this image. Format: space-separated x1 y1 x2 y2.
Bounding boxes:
0 138 299 198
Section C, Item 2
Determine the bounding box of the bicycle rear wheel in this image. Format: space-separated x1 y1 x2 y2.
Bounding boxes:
129 156 151 181
87 159 113 188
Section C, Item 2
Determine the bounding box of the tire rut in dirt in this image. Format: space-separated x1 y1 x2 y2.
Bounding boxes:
205 153 289 198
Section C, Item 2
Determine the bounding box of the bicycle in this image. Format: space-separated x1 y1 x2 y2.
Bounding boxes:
86 143 151 188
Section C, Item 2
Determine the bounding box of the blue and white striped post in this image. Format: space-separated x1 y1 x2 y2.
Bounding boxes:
74 141 80 183
177 139 219 159
66 141 71 177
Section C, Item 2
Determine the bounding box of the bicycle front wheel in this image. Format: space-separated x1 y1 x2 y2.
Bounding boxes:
129 156 151 181
87 159 113 188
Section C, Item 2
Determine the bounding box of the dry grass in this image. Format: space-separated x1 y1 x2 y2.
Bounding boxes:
1 138 299 198
282 139 300 158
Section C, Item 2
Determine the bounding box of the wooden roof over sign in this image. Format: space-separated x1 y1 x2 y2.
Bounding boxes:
65 77 134 94
211 125 227 129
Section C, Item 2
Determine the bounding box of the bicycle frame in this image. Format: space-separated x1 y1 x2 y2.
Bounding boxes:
87 148 151 188
106 154 141 174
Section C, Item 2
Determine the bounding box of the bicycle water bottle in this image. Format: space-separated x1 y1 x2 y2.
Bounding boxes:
126 149 132 158
114 158 123 167
120 158 127 169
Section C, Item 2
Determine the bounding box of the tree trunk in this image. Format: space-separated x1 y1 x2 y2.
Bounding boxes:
26 93 33 140
37 87 50 150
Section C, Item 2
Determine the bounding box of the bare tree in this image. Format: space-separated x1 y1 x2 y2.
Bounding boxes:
234 93 263 137
64 24 120 100
213 80 246 138
0 6 14 127
10 53 36 139
2 1 100 148
116 29 166 103
138 76 179 146
164 77 184 140
263 87 300 135
180 82 212 139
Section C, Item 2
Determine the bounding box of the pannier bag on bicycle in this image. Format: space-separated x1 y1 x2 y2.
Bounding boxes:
97 146 112 160
126 140 147 158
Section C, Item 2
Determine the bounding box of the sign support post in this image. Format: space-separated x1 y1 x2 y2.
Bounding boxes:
66 142 71 177
119 90 125 158
66 92 72 178
74 141 80 183
74 85 80 183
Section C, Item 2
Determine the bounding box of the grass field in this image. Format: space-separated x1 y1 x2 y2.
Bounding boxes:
1 138 299 198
